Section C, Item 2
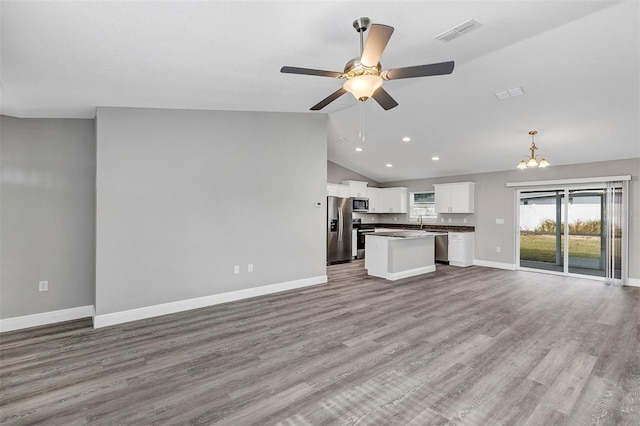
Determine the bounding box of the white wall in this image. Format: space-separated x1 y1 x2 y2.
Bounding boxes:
1 116 96 319
95 107 327 318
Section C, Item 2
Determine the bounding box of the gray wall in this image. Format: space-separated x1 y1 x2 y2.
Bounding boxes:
95 107 327 315
381 158 640 280
327 160 379 186
1 116 96 318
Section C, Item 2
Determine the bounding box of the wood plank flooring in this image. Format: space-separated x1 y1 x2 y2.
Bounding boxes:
1 262 639 425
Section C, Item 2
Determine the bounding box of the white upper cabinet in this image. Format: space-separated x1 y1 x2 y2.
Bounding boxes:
434 182 475 213
381 187 408 213
328 182 408 214
363 187 407 213
341 180 368 198
327 183 350 198
367 187 382 213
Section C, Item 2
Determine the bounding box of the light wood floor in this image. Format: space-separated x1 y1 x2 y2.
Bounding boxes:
1 262 639 425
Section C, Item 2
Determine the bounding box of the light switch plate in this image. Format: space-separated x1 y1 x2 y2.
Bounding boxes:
496 218 504 224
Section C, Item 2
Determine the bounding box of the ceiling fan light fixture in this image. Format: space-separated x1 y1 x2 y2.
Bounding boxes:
343 75 383 101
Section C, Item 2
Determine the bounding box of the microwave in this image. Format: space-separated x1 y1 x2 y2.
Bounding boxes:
352 197 369 212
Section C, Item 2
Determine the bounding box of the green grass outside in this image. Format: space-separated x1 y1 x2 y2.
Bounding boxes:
520 233 602 263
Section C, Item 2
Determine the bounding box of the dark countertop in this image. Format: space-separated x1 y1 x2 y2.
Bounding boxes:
363 223 475 232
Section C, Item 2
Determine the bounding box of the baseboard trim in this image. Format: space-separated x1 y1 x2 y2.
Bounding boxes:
626 278 640 287
93 275 328 329
473 260 517 270
386 265 436 281
0 305 95 333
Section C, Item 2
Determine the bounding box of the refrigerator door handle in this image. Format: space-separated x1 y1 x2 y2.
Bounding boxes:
338 207 343 242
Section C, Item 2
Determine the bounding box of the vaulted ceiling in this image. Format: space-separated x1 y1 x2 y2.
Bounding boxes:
2 1 638 182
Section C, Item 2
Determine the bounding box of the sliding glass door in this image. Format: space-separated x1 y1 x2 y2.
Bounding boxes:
566 189 604 277
517 182 626 283
519 191 565 272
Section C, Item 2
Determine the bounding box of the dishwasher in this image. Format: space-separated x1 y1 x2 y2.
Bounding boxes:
435 233 449 264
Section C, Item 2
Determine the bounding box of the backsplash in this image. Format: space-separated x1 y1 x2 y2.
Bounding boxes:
353 212 475 226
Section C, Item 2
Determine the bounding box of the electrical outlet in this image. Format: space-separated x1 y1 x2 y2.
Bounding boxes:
248 264 253 273
463 218 467 223
447 218 452 223
440 218 444 223
496 247 501 253
233 265 240 274
39 281 48 292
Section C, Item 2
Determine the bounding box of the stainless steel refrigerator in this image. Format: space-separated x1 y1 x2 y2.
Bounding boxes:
327 196 352 265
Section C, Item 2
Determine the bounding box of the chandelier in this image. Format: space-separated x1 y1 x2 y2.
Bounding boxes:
517 130 550 169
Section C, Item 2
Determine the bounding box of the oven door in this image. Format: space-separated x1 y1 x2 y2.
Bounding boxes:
357 228 374 259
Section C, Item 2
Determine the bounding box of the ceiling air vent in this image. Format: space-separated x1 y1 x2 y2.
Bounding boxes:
435 19 483 42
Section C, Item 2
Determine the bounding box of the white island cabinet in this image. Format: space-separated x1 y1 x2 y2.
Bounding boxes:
365 231 445 281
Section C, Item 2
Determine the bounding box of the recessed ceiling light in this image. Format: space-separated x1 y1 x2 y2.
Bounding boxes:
402 136 411 142
386 163 393 168
432 156 440 161
355 147 362 152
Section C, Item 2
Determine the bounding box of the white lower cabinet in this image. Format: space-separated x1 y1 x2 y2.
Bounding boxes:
448 232 474 267
352 229 357 258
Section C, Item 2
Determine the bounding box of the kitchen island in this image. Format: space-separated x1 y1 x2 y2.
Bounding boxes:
365 231 446 281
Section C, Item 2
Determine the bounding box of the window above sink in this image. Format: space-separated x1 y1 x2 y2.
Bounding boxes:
410 191 437 223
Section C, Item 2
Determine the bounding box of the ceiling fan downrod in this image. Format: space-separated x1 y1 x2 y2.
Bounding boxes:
353 17 370 55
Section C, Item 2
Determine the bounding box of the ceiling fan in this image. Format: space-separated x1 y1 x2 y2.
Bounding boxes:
280 17 455 111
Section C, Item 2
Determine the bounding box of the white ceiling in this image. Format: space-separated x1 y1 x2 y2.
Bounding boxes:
2 1 638 182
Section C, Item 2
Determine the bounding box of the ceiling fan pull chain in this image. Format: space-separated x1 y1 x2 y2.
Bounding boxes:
359 102 365 143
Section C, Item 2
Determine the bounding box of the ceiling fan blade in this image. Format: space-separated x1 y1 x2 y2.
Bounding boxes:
280 66 343 78
384 61 455 80
360 24 394 68
372 87 398 110
310 88 348 111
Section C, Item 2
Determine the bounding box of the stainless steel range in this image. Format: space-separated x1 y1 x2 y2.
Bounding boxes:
352 219 375 260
